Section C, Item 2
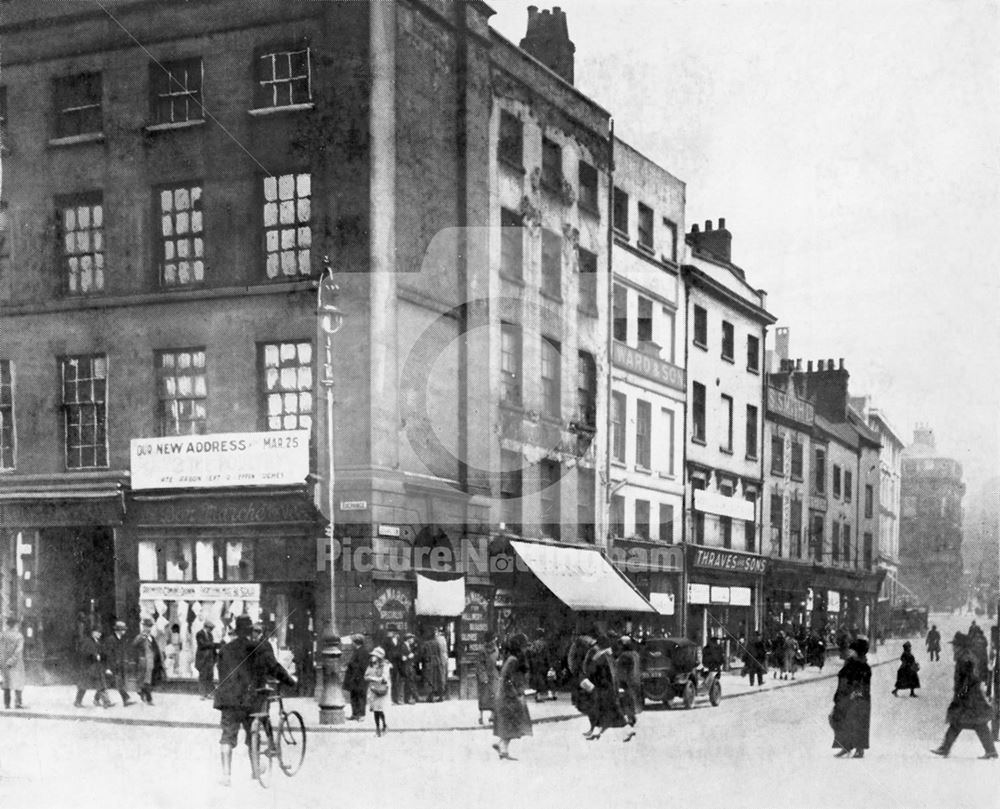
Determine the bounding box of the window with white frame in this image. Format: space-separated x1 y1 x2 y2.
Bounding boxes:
255 45 311 108
612 284 627 341
611 391 626 462
260 341 313 431
634 499 650 539
577 468 595 543
61 354 108 469
578 161 598 212
659 503 674 543
637 296 653 343
661 306 676 362
53 73 102 138
720 394 734 453
58 194 104 294
541 229 561 298
263 173 312 278
635 399 651 469
660 407 675 476
577 247 597 311
156 348 207 436
637 203 653 250
0 360 14 469
500 323 522 406
540 458 561 540
150 58 203 124
576 351 596 428
158 184 204 286
500 207 523 280
540 337 561 418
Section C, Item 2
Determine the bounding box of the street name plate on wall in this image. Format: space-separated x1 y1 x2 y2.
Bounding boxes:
130 430 309 490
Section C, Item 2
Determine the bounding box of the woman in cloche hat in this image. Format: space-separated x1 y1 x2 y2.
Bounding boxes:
365 646 392 737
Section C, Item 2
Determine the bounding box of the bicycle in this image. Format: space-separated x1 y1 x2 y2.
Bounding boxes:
248 683 307 788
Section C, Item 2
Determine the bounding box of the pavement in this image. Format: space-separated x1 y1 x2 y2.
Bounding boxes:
0 637 911 733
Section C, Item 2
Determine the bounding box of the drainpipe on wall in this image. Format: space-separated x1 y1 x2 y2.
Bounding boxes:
680 270 690 639
604 121 615 519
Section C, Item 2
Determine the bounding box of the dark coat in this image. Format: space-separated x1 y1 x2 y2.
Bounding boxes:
744 637 767 674
615 649 643 717
527 638 551 692
925 628 941 653
131 632 164 687
830 656 871 751
894 651 921 690
588 648 626 729
702 641 724 671
104 632 130 679
213 635 295 712
78 635 110 690
492 654 532 741
945 654 993 729
476 642 500 712
419 638 446 694
343 645 371 695
195 629 218 676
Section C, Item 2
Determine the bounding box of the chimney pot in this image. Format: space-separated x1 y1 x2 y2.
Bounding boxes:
827 358 835 370
691 223 700 233
719 217 726 229
807 361 813 372
818 360 825 371
839 358 844 370
705 219 712 231
796 359 802 370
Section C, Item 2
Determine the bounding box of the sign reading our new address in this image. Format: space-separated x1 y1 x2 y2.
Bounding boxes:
130 430 309 490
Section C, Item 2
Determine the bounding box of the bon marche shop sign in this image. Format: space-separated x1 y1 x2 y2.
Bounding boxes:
130 430 308 489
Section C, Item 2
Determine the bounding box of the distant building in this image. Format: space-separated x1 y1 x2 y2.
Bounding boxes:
900 426 966 611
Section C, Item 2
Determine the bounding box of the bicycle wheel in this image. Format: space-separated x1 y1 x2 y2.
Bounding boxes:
249 717 273 788
278 710 307 776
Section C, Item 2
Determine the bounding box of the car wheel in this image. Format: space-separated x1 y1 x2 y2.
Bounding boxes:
682 680 695 709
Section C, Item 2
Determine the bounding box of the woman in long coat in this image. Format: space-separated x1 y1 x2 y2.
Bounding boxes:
585 634 626 741
491 633 532 760
0 616 26 709
830 637 872 758
931 633 998 758
568 634 599 736
615 635 642 742
475 634 500 724
892 641 921 697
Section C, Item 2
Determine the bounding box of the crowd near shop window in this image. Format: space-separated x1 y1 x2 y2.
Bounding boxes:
832 465 841 499
660 407 675 475
659 503 674 543
577 468 596 543
541 137 562 191
541 229 561 297
157 348 207 436
831 521 840 562
609 494 625 538
863 532 873 570
612 284 627 341
770 494 783 556
790 500 802 558
498 111 523 168
138 538 310 582
576 351 596 427
578 160 598 212
635 399 651 469
721 516 732 549
500 207 523 280
58 193 104 294
260 341 313 430
693 305 707 347
771 434 784 475
637 296 653 342
158 183 204 286
500 449 522 535
541 337 561 418
500 322 522 405
611 391 626 462
813 448 826 494
864 484 874 518
811 513 824 561
53 72 102 138
263 172 311 278
540 459 560 540
844 470 853 503
721 321 734 361
746 405 758 459
791 440 804 480
0 360 14 469
661 307 676 362
635 499 650 540
255 45 311 108
843 524 851 566
613 187 628 234
577 247 597 310
637 202 653 250
662 218 677 262
720 394 733 453
61 354 108 469
150 57 203 124
692 382 706 442
747 334 760 372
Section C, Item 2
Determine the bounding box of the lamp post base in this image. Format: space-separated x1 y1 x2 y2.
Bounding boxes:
319 705 346 725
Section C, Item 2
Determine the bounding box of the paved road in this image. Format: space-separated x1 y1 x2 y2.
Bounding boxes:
1 613 994 809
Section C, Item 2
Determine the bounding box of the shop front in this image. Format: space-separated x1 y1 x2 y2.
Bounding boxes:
610 538 684 637
764 558 815 637
686 545 767 668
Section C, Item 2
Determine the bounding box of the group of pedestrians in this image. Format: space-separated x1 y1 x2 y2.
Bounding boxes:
74 617 165 708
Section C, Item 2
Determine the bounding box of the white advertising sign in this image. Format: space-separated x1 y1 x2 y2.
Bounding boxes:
694 489 756 521
139 582 261 601
130 430 308 490
688 582 711 605
730 586 752 606
827 590 841 613
649 592 675 615
710 585 731 604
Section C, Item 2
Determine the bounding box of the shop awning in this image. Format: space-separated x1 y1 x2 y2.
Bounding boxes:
509 540 655 613
415 573 466 616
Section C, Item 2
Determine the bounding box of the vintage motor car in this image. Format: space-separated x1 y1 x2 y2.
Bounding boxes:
639 637 722 708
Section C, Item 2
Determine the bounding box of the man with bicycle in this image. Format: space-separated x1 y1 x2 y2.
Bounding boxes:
214 615 296 787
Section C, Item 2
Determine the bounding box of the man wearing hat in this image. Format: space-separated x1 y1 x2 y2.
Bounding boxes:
105 620 136 707
195 619 219 700
930 632 998 759
214 615 297 786
0 616 27 710
400 632 418 704
131 618 164 705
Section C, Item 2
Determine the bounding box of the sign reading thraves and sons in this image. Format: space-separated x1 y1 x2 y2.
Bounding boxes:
130 430 309 490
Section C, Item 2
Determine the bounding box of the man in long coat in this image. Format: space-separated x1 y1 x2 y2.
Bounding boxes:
131 618 164 705
75 627 113 708
926 625 942 662
104 620 136 706
0 616 27 709
195 620 219 699
420 630 446 702
931 632 998 759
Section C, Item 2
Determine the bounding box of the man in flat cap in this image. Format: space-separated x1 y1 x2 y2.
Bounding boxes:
195 619 219 700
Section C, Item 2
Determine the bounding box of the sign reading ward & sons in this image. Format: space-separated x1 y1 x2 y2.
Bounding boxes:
130 430 309 490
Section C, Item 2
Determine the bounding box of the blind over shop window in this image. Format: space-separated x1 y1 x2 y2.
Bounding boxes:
263 173 311 278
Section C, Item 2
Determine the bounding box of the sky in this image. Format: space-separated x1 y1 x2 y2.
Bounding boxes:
490 0 1000 496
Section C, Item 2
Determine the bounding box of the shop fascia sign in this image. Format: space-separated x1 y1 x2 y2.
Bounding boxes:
690 547 768 575
766 387 814 427
611 341 686 391
130 430 308 490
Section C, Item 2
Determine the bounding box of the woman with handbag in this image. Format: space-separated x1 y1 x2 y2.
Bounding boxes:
829 637 872 758
491 633 532 760
892 641 921 697
365 646 392 737
585 634 627 741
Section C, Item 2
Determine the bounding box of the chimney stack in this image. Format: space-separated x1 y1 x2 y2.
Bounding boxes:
520 6 576 84
686 217 732 263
